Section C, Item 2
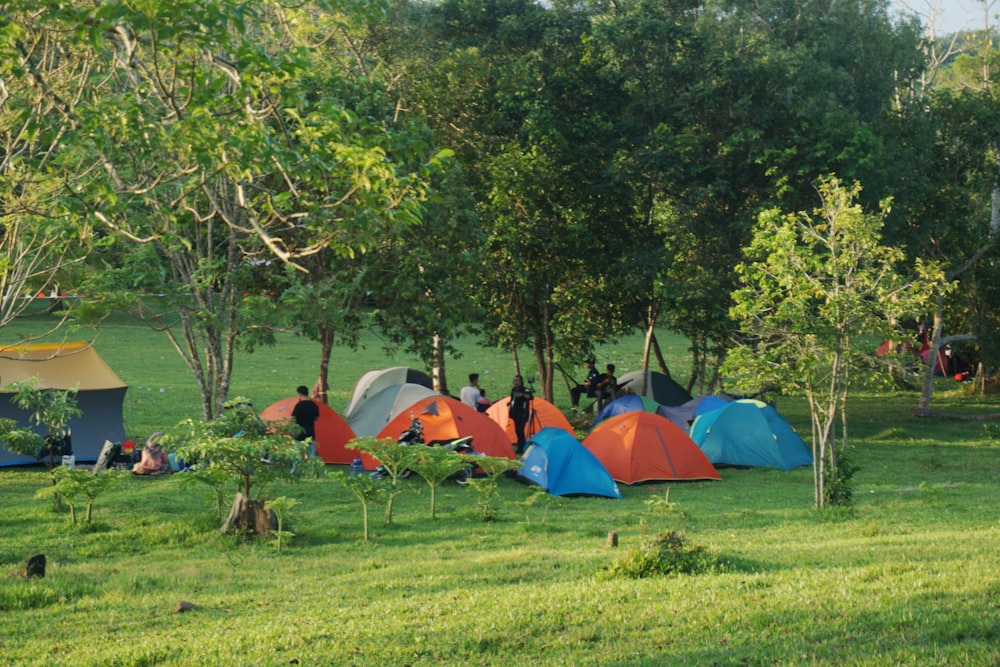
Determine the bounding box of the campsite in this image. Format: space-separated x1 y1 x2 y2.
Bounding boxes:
2 311 999 666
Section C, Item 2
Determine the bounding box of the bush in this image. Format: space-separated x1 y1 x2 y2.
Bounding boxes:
604 530 722 579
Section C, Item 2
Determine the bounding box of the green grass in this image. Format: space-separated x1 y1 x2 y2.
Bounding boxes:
2 307 1000 665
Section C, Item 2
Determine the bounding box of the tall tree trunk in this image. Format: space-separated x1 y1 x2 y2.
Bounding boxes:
314 326 334 405
432 333 448 395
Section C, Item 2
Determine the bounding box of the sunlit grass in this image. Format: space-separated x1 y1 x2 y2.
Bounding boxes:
2 306 999 664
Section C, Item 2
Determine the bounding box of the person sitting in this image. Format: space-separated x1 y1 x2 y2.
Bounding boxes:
569 359 600 411
594 363 617 411
133 432 171 476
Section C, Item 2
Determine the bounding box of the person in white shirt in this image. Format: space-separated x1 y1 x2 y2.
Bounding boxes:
460 373 484 410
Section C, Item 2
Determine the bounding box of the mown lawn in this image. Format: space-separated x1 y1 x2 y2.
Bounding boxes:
1 307 999 666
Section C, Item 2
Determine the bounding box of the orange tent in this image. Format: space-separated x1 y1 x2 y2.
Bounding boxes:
582 411 720 484
485 396 574 444
367 397 515 468
260 397 357 464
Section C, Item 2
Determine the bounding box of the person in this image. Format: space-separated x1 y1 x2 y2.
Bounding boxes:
594 363 617 411
508 374 533 455
133 432 170 476
291 385 320 446
569 359 600 411
460 373 484 410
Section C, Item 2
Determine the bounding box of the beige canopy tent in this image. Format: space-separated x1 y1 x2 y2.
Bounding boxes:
0 342 128 466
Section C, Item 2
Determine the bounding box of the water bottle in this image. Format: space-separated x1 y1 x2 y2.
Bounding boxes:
349 457 365 474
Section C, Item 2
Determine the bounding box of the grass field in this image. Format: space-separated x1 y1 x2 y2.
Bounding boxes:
2 307 999 666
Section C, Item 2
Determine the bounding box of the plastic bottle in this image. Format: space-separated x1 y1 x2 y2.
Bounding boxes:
349 457 365 474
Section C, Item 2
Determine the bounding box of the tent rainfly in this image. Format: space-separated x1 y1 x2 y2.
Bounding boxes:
0 342 128 466
260 396 357 464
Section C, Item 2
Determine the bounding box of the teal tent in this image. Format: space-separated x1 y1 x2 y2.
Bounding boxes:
518 427 621 498
689 400 812 471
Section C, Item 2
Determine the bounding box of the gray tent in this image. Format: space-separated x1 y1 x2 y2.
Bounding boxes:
346 382 439 437
344 366 433 419
617 370 692 408
0 342 128 466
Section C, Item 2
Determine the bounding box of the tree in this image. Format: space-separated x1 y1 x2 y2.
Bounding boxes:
0 4 103 339
169 398 323 535
7 1 444 419
726 177 943 507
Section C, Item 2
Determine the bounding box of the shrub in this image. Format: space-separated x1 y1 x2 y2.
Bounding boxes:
604 530 721 579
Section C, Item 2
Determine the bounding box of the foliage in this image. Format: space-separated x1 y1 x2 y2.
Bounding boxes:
348 437 422 525
406 446 470 519
33 466 120 525
727 176 943 507
332 470 386 543
513 489 560 524
4 380 81 449
168 398 322 511
263 496 300 553
822 443 860 507
603 529 722 579
0 418 44 459
465 455 523 521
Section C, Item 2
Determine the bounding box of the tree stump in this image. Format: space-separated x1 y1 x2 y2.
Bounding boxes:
26 554 46 578
220 492 277 536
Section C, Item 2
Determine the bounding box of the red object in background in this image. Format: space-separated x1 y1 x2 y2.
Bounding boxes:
122 440 136 454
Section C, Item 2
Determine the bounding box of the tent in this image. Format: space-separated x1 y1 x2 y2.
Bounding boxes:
518 427 621 498
346 383 439 438
344 367 433 419
616 370 692 407
592 394 661 428
583 411 720 484
260 397 357 464
688 399 812 471
485 396 574 444
0 342 127 466
657 395 732 431
362 396 515 469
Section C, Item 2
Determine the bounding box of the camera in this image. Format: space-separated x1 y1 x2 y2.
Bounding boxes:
524 378 536 396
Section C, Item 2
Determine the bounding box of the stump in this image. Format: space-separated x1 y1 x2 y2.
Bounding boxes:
27 554 46 578
220 492 277 536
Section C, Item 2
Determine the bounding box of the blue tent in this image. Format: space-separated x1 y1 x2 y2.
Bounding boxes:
689 400 812 471
518 427 622 498
593 394 660 428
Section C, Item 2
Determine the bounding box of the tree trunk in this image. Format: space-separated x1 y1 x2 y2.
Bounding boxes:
432 333 448 395
918 300 945 410
314 326 334 405
220 492 276 536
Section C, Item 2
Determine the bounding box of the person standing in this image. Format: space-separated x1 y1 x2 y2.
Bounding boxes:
508 375 533 455
569 358 600 411
291 385 320 452
460 373 484 410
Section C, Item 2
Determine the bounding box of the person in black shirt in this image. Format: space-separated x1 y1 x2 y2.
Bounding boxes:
508 375 533 455
291 385 320 449
569 359 600 411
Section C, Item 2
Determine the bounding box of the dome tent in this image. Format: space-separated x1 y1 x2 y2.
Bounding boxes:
260 397 357 464
518 427 621 498
689 399 812 471
583 411 720 484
